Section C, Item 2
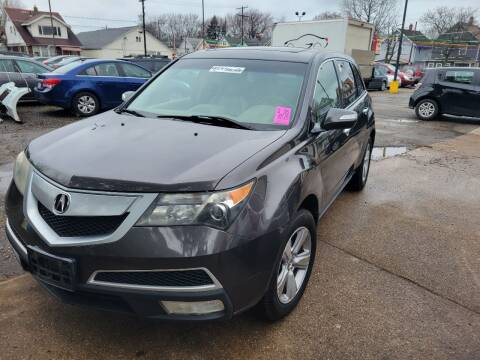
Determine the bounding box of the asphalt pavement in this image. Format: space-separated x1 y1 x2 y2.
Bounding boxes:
0 90 479 359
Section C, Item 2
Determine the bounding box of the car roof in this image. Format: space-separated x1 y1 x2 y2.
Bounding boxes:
0 55 36 61
182 46 351 64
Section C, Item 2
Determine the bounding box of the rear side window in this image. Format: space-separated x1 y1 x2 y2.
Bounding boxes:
351 63 365 96
80 66 97 76
312 60 341 124
94 63 120 77
335 60 357 107
16 60 48 74
120 63 151 78
0 59 17 72
443 70 474 85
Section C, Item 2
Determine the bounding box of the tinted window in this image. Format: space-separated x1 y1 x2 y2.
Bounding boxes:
443 70 474 85
0 59 17 72
94 63 120 77
121 63 151 78
312 60 341 124
80 66 97 76
335 60 357 107
128 58 307 131
16 60 48 74
351 63 365 96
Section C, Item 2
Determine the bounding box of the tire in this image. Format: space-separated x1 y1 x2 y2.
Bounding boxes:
415 99 439 121
259 209 317 321
346 138 372 192
380 81 387 91
72 92 100 117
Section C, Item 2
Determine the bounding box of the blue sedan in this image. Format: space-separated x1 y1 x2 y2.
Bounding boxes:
34 59 152 116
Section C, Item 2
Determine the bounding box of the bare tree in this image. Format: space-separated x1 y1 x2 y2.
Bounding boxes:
312 11 342 20
226 9 273 41
420 7 478 38
341 0 398 34
146 13 201 48
382 20 401 63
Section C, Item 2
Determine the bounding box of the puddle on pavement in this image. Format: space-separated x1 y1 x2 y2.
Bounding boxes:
372 146 408 161
383 118 419 123
0 162 13 194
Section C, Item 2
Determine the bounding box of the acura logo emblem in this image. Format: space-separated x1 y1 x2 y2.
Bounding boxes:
54 193 70 214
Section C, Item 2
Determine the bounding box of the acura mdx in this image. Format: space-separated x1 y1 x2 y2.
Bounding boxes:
5 47 375 321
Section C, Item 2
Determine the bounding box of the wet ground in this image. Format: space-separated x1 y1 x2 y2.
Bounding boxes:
0 90 479 359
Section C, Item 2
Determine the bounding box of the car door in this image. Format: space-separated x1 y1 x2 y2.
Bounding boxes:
14 59 50 99
0 59 23 89
93 62 124 108
309 59 349 202
437 69 479 117
117 62 151 97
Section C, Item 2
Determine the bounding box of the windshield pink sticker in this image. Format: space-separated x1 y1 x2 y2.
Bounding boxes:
274 106 292 125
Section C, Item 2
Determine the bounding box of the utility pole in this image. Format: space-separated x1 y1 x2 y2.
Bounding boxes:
202 0 205 48
140 0 147 56
394 0 409 82
47 0 56 56
236 6 248 46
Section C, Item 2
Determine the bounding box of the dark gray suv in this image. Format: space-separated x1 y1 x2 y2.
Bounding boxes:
5 47 375 321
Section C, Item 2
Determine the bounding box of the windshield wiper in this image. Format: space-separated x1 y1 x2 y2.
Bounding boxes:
115 108 145 117
156 114 253 130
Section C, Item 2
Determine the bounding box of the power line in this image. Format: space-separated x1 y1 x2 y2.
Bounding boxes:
63 15 137 23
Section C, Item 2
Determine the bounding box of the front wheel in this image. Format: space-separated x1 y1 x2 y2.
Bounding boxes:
415 99 439 121
73 92 100 117
259 209 316 321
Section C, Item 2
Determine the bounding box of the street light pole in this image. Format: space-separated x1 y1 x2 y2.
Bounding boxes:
48 0 56 55
295 11 306 21
140 0 147 56
236 6 248 46
394 0 409 82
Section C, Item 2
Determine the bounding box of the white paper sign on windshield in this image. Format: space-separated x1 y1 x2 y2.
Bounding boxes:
209 66 245 74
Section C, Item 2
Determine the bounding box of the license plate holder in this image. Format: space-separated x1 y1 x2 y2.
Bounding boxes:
28 246 76 291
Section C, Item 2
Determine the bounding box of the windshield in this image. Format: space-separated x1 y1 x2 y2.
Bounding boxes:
127 58 307 130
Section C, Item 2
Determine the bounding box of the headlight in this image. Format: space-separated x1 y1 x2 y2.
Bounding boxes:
136 180 255 229
13 151 32 195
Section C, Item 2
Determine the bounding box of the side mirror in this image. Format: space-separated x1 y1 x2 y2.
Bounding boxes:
322 108 358 130
122 91 135 102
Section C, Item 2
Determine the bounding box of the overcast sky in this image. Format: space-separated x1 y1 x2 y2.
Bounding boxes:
17 0 479 33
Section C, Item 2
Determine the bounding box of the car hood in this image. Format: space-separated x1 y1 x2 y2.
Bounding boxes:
27 112 285 192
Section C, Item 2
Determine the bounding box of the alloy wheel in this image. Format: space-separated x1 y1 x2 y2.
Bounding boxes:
77 95 96 114
418 101 435 118
277 226 312 304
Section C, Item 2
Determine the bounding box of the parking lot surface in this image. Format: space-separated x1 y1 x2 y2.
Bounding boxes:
0 90 479 359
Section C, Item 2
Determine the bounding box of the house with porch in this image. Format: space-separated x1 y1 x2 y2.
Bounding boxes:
3 6 81 56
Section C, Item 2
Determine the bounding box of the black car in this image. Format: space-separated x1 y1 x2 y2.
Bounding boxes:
409 67 480 120
5 47 375 321
0 56 52 100
118 56 171 73
365 66 388 91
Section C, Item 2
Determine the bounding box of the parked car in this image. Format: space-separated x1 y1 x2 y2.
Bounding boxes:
373 64 402 89
401 65 424 84
119 56 171 73
6 47 375 321
409 67 480 120
34 59 152 116
0 56 52 100
365 66 389 91
375 63 414 87
52 56 91 69
32 56 49 63
43 55 75 67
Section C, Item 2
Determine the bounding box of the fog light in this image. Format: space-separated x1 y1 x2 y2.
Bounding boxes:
160 300 224 315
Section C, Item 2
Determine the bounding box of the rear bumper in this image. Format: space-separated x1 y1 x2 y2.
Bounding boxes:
33 89 69 108
5 181 281 320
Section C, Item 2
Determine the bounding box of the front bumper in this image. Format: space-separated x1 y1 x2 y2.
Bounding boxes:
5 180 281 320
